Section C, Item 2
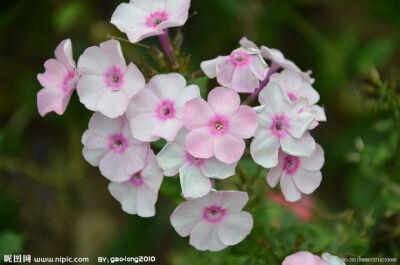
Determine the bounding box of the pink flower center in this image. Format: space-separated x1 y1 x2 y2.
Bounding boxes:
62 71 76 93
108 133 128 154
208 115 230 136
287 92 298 101
283 155 300 174
185 152 206 167
270 115 289 139
202 205 227 223
145 11 169 28
105 66 124 91
156 100 176 120
229 50 250 67
130 171 144 187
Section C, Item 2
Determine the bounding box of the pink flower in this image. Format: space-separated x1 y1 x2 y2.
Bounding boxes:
108 150 164 217
283 251 330 265
182 87 258 164
251 82 316 168
37 39 79 117
77 40 145 118
240 37 314 84
270 69 326 129
268 192 315 222
81 112 149 182
111 0 191 43
127 73 200 142
170 190 253 251
156 129 237 198
267 145 324 202
200 46 268 93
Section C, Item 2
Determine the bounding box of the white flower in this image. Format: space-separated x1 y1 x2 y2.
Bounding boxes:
111 0 191 43
108 150 164 217
156 129 236 198
170 190 253 251
321 252 346 265
250 82 316 168
77 40 145 118
267 145 324 202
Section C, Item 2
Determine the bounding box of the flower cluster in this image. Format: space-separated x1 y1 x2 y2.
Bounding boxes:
37 0 326 252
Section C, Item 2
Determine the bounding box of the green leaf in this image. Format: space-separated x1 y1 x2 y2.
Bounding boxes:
188 77 209 98
0 231 24 257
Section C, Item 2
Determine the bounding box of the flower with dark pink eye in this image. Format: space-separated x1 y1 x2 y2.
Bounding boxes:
108 151 164 217
183 87 258 164
108 133 128 154
130 171 144 187
81 113 149 183
266 146 325 202
111 0 191 43
105 66 124 91
251 83 316 169
229 50 250 67
145 11 169 28
283 155 300 175
170 190 253 251
202 205 227 223
208 115 230 136
37 39 79 117
156 100 175 120
270 115 290 139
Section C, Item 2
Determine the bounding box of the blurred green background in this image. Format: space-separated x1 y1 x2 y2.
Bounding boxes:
0 0 400 264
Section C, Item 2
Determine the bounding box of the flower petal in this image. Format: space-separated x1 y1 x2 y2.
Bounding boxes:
180 163 212 199
97 90 128 118
218 212 253 246
149 73 186 101
189 221 226 251
229 105 258 139
54 39 75 70
88 112 123 137
231 66 260 93
214 134 245 164
281 132 316 157
157 143 186 176
200 57 219 78
99 39 126 71
37 87 70 117
208 87 240 118
108 182 138 215
37 59 68 88
250 130 280 168
259 82 291 114
77 46 111 75
292 169 322 195
288 111 315 138
266 166 283 188
301 144 325 171
170 200 202 237
201 158 236 180
99 152 129 182
136 185 157 217
185 127 214 159
280 174 301 202
141 151 164 193
174 84 200 113
153 118 183 141
182 98 213 130
216 58 235 86
220 191 249 212
130 113 159 142
77 74 108 111
121 63 145 99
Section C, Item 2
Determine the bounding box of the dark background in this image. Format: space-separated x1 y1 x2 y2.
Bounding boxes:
0 0 399 264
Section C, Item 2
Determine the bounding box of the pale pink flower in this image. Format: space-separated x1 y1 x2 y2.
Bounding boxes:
183 87 258 164
269 69 326 129
37 39 79 117
111 0 191 43
250 82 316 168
77 40 145 118
283 251 329 265
127 73 199 142
108 150 163 217
156 129 236 198
321 253 346 265
81 112 149 182
170 190 253 251
200 46 268 93
267 145 324 202
240 37 314 84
